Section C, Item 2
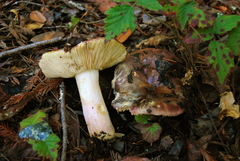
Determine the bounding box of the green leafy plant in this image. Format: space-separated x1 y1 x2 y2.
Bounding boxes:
163 1 239 85
135 115 162 143
19 111 60 161
104 0 163 40
104 0 240 85
66 16 80 30
185 14 240 84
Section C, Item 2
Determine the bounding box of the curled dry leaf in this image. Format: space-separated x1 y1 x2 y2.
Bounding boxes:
24 22 44 30
135 35 172 48
219 91 240 120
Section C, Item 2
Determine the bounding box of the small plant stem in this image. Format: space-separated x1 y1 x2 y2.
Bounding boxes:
59 82 67 161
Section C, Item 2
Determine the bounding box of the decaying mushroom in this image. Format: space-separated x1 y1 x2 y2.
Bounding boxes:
39 38 127 140
112 48 185 116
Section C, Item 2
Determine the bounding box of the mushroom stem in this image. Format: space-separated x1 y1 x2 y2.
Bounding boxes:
75 69 115 140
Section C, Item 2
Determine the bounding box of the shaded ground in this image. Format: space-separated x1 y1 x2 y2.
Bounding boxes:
0 0 240 161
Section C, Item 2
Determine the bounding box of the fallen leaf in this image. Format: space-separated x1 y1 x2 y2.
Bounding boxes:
30 31 65 42
10 9 19 20
135 34 171 48
30 11 46 23
181 70 193 85
93 0 117 13
116 29 132 43
0 40 7 49
140 123 162 143
219 91 240 120
24 22 44 30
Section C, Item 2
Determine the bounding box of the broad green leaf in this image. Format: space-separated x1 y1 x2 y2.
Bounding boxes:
140 123 162 143
213 15 240 34
171 0 187 5
135 115 151 124
104 5 136 40
208 41 234 84
163 4 179 15
28 134 60 161
146 122 161 134
136 0 163 11
186 27 214 43
226 25 240 56
20 111 46 130
178 1 212 29
178 1 197 29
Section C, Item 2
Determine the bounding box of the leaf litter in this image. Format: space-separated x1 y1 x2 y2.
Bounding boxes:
0 0 240 160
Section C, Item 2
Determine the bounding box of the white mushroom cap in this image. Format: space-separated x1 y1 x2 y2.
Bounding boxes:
39 38 127 78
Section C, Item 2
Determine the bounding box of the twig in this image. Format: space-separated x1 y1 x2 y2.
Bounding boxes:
0 37 69 58
13 1 49 7
59 82 68 161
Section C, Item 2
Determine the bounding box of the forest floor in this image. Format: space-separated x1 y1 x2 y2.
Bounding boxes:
0 0 240 161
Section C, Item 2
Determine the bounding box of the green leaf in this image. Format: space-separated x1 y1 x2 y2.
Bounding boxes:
226 25 240 56
135 115 151 124
28 134 60 161
213 15 240 34
140 123 162 143
163 4 179 15
20 111 47 130
104 5 136 40
178 1 197 29
178 1 213 29
136 0 163 11
208 41 234 84
146 122 161 134
171 0 187 5
186 27 214 43
71 16 80 26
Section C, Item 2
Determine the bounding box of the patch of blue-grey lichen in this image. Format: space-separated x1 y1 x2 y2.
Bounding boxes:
19 120 53 141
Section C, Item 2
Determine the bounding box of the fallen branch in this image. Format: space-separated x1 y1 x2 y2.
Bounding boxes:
0 37 69 58
59 82 67 161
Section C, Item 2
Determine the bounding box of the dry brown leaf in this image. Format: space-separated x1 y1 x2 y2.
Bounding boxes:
116 29 132 43
10 9 19 20
181 70 194 85
135 35 171 48
30 31 65 42
219 91 240 120
92 0 117 13
24 22 44 30
0 40 7 49
30 11 46 23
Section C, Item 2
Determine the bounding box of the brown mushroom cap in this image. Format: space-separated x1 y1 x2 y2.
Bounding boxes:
111 48 185 116
39 38 127 78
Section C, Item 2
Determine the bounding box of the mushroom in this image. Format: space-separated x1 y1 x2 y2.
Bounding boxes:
39 38 127 140
112 48 185 116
